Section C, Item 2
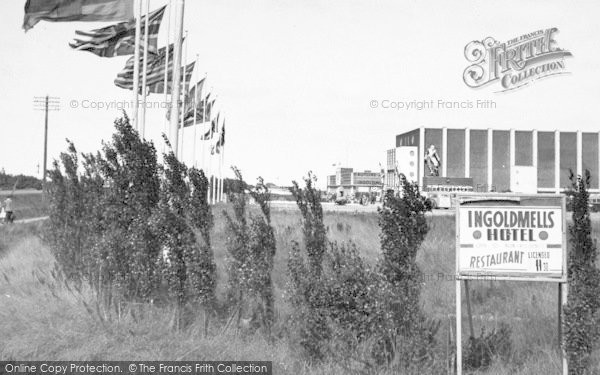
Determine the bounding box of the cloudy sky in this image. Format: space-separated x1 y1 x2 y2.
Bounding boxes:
1 0 598 187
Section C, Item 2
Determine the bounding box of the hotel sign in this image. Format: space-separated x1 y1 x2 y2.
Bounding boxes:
456 197 566 281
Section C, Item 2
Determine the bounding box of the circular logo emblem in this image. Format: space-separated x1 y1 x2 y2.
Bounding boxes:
539 231 548 240
473 230 482 239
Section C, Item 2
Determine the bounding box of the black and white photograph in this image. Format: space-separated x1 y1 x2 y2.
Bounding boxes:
1 1 600 374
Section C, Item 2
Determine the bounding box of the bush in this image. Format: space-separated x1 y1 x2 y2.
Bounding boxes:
376 174 437 366
45 115 216 325
150 145 217 321
563 170 600 374
287 172 331 360
223 167 276 333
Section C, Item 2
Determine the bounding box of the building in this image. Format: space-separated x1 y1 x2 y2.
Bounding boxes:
327 167 382 197
387 127 600 194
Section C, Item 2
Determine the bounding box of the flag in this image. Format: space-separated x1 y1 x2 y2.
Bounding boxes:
182 93 213 127
114 43 172 90
165 79 204 122
202 113 219 139
183 78 205 115
24 0 134 31
69 6 165 57
148 61 195 94
211 120 225 155
114 43 195 92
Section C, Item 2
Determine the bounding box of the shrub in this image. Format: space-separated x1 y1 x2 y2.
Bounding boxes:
290 172 327 278
287 172 331 360
376 173 437 366
45 115 216 325
149 144 217 326
223 167 276 333
563 170 600 375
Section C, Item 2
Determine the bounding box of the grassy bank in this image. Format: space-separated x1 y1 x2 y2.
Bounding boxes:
1 208 599 373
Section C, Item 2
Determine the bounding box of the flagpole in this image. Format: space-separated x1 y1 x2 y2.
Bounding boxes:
179 30 188 160
192 67 202 168
219 140 225 202
201 88 207 177
218 120 223 202
140 0 150 137
133 0 142 130
169 0 185 156
209 96 215 204
162 0 171 153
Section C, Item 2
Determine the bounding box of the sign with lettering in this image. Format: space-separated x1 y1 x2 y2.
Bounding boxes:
457 199 566 281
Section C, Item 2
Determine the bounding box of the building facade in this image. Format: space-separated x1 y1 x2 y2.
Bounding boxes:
327 167 383 197
387 127 600 193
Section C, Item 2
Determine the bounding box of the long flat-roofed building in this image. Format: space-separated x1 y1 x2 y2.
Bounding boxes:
387 127 600 194
327 167 382 197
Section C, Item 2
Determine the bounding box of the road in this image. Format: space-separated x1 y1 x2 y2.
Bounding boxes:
269 200 455 215
0 189 42 196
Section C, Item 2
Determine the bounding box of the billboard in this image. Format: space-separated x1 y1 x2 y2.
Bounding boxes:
456 195 566 281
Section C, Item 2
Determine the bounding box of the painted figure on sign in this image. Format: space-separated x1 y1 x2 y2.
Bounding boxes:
425 144 441 176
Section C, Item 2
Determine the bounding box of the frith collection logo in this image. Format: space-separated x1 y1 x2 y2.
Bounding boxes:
463 28 572 92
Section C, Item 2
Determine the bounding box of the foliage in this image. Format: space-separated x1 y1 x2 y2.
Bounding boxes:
287 172 331 360
290 172 327 278
45 115 216 322
150 147 216 313
0 171 42 190
563 170 600 375
222 167 276 333
464 323 512 370
376 173 436 365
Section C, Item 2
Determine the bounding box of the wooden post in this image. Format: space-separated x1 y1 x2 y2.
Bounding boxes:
558 283 562 345
456 278 462 375
560 282 568 375
455 197 462 375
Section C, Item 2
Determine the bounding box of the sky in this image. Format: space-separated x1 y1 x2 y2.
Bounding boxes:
1 0 599 188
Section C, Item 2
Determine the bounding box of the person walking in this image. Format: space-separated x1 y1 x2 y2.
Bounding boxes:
4 197 14 223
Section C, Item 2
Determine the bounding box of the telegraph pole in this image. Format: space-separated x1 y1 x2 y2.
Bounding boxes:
33 95 60 196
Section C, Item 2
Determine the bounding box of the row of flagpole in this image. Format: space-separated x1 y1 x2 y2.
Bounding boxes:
23 0 226 204
137 0 225 204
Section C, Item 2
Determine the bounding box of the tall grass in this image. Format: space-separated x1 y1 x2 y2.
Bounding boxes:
1 211 600 373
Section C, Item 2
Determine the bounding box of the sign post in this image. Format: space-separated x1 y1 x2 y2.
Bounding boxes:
454 194 567 375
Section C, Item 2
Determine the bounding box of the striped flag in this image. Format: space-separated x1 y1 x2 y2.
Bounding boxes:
69 6 165 57
148 61 195 94
24 0 134 31
114 44 195 92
